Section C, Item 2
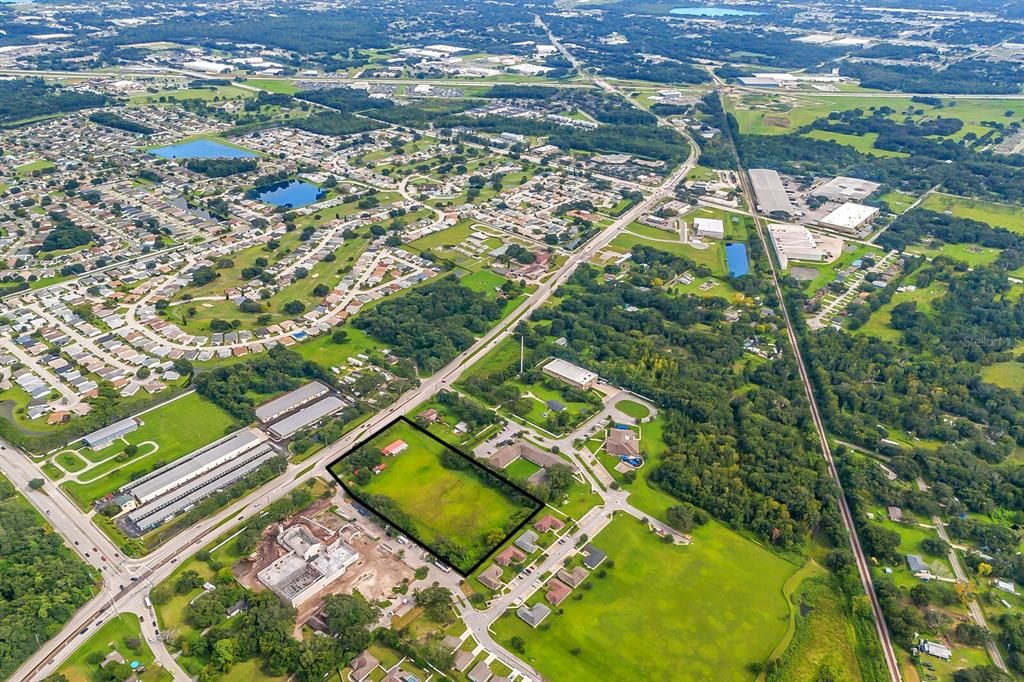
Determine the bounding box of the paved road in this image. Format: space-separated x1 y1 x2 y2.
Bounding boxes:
915 478 1008 672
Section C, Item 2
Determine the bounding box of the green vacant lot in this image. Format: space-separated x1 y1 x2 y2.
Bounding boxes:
493 517 797 681
336 420 537 572
921 193 1024 235
61 393 237 507
59 614 171 682
803 130 907 158
982 362 1024 391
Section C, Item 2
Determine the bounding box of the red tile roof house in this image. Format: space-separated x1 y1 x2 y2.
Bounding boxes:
546 578 573 606
534 514 564 533
380 439 408 456
495 546 526 567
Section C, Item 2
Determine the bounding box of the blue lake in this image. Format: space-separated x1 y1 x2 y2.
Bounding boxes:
671 6 762 16
253 180 325 208
150 139 256 160
725 242 749 277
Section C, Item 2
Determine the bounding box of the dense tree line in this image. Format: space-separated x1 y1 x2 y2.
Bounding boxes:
290 111 384 137
353 275 503 374
88 111 154 135
0 477 96 679
510 259 844 549
0 78 106 124
839 59 1024 95
184 157 259 178
194 347 333 422
40 212 95 252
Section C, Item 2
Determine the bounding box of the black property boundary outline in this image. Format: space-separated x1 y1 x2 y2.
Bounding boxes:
327 415 545 577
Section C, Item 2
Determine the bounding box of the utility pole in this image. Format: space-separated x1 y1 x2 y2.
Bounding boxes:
519 335 524 375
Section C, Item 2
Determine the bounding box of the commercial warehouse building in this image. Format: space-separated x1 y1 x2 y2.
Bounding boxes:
255 381 330 423
817 202 879 234
123 428 267 504
542 358 598 390
748 169 795 215
694 217 725 240
813 176 880 203
267 395 345 439
121 429 277 535
768 224 830 269
81 417 138 450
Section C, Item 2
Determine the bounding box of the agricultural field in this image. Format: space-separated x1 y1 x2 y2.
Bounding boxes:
331 418 540 573
492 516 799 681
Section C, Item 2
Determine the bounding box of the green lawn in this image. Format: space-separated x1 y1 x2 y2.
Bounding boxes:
245 78 299 94
728 92 1024 141
16 159 56 175
293 326 383 371
59 615 172 682
880 191 917 214
337 420 537 572
921 193 1024 235
460 269 508 294
55 450 87 473
614 399 649 420
493 516 798 681
611 232 727 276
408 221 483 251
61 393 238 507
982 362 1024 391
907 241 1002 267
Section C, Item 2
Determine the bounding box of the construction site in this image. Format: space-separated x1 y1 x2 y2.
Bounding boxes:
232 494 417 628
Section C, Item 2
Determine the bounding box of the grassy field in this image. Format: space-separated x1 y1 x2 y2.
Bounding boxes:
460 269 508 294
907 241 1001 267
338 420 537 572
855 282 947 341
803 130 908 158
15 159 56 175
611 232 727 276
982 362 1024 391
729 92 1024 141
245 78 299 94
921 193 1024 235
59 615 172 682
769 577 864 682
293 326 383 371
615 399 649 420
61 393 237 507
880 191 917 214
493 516 798 681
